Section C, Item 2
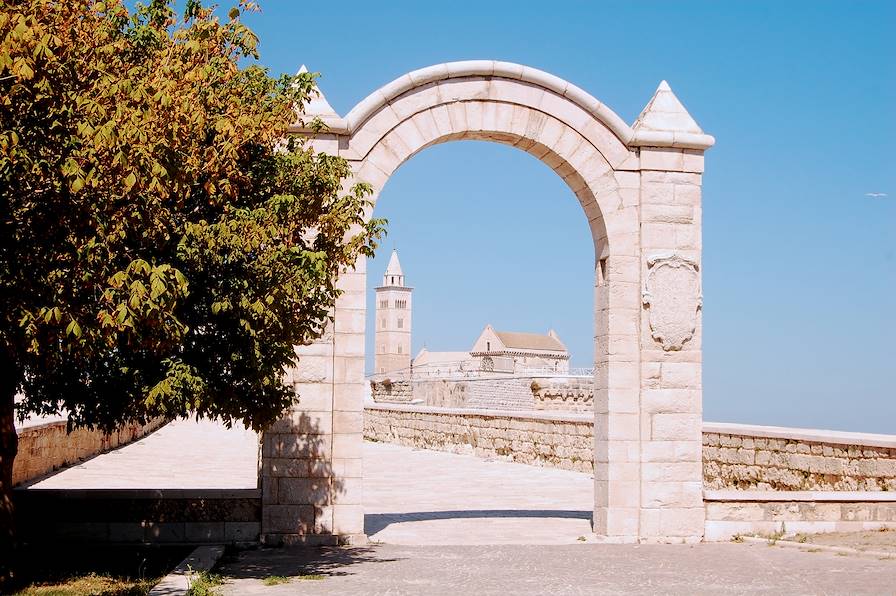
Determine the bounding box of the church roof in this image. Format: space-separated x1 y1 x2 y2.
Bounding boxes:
385 250 404 276
494 330 566 352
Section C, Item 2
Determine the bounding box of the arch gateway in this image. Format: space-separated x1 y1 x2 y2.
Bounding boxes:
261 61 714 545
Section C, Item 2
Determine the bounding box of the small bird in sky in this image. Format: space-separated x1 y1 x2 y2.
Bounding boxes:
865 192 888 198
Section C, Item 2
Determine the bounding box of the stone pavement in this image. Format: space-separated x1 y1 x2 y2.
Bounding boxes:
363 442 593 544
31 419 593 544
30 418 259 489
216 542 895 595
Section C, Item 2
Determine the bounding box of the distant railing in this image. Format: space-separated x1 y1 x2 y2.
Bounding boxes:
367 361 594 382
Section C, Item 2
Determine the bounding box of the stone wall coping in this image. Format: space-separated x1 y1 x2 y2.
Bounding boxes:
702 422 896 449
15 416 70 432
704 490 896 503
366 407 896 448
364 403 592 424
16 488 261 499
289 60 715 150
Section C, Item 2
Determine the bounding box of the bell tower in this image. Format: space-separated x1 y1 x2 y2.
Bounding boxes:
374 250 413 375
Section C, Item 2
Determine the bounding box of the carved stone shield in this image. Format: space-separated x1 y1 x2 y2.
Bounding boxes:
642 254 702 351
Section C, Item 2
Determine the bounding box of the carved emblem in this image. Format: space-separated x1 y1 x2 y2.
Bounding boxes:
642 254 702 351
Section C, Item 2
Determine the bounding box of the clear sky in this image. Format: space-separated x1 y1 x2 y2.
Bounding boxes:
237 1 895 433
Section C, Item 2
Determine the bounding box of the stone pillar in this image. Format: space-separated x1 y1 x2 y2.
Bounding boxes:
260 330 336 545
636 147 705 542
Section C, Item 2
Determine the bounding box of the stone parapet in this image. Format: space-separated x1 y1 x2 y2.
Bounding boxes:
14 488 260 544
14 417 167 486
364 406 896 494
703 423 896 491
364 404 593 473
703 490 896 541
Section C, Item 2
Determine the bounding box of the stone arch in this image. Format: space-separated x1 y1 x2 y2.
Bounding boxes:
264 61 714 545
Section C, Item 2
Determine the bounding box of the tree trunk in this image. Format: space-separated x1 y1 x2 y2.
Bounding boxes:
0 362 18 589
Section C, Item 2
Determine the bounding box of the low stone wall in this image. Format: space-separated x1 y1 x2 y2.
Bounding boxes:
703 422 896 491
364 406 896 493
531 377 593 412
369 379 413 403
14 488 260 544
364 406 896 539
370 375 594 412
364 404 593 473
704 491 896 540
14 417 167 486
465 376 535 410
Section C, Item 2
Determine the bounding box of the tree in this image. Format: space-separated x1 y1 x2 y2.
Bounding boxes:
0 0 383 584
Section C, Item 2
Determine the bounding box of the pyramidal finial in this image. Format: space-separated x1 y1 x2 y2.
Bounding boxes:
294 65 339 119
633 80 703 134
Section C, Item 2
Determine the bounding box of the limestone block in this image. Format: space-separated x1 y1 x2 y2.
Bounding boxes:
642 440 702 463
673 183 701 206
658 507 705 538
652 413 702 441
681 149 704 173
388 82 443 122
332 504 365 535
659 362 702 389
641 480 703 508
332 433 363 459
640 147 684 171
294 384 332 411
263 504 315 534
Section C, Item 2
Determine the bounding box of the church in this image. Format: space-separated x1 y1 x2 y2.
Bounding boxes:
373 251 569 376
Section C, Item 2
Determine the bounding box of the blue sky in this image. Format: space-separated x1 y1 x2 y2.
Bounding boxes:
237 1 895 433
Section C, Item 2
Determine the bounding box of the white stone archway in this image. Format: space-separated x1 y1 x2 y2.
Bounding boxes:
261 61 713 545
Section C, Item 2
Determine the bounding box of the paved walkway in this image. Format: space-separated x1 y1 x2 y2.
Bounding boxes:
364 442 593 544
31 419 593 543
31 418 258 489
216 543 896 595
26 420 896 592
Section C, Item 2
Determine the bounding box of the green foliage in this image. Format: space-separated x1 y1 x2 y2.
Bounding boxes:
186 571 224 596
12 572 155 595
0 0 385 431
261 575 290 585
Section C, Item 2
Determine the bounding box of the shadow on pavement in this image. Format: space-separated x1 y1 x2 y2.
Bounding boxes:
365 509 593 535
218 546 400 579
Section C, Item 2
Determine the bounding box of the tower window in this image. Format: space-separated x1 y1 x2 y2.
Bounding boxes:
397 317 403 329
381 317 386 329
397 344 402 354
487 341 491 351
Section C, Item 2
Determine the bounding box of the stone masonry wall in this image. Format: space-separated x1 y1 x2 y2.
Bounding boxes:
531 378 594 412
465 377 535 410
370 379 413 403
364 404 593 473
364 406 896 491
14 417 167 486
703 423 896 491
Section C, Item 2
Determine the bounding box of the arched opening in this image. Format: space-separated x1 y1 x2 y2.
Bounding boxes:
268 61 711 546
363 140 596 543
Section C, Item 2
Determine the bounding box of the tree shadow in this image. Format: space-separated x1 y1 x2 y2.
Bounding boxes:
259 409 347 542
217 545 400 579
365 509 593 535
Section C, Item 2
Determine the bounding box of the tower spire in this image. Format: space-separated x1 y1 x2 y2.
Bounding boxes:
383 249 404 286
